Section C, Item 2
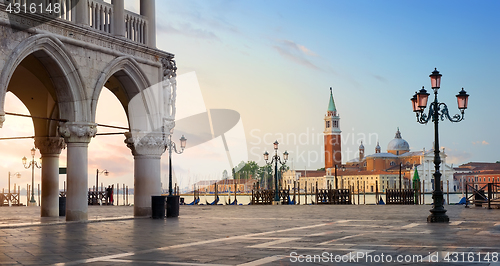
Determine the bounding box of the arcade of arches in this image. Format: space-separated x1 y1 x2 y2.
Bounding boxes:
0 0 177 221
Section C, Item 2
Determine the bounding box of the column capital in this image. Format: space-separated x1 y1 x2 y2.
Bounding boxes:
59 122 97 144
34 137 66 155
124 132 166 157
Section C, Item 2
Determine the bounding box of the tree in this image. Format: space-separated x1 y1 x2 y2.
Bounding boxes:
233 161 259 180
257 164 273 189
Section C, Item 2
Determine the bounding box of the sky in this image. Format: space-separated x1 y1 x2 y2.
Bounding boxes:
1 0 500 193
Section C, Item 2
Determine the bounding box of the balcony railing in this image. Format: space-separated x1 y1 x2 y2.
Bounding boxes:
88 0 112 34
3 0 147 44
125 10 146 44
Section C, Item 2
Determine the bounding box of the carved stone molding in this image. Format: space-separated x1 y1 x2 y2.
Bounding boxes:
124 132 167 157
58 122 97 144
34 137 66 155
161 57 177 124
0 114 4 128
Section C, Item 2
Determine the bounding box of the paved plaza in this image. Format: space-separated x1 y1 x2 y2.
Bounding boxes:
0 204 499 265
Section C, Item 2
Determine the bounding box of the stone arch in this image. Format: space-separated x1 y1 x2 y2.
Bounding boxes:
91 56 152 127
0 34 87 126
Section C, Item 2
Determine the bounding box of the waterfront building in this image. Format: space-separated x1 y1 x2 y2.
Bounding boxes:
283 89 455 193
453 162 500 192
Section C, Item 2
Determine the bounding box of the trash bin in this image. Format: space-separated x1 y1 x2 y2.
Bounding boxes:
59 197 66 216
167 195 180 218
151 196 166 219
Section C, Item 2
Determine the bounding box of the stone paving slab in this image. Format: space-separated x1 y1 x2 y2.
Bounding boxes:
0 205 500 265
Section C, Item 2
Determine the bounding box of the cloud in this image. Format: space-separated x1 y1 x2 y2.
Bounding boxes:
444 148 473 165
273 40 322 71
157 23 220 42
472 140 489 145
281 40 318 57
373 75 388 83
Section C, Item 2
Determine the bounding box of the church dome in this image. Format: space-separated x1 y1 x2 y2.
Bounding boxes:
387 128 409 154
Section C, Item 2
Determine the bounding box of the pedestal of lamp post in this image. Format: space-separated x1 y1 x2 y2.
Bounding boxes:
272 200 281 205
166 195 180 218
28 200 37 207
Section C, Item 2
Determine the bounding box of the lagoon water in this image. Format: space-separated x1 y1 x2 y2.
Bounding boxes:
180 192 465 205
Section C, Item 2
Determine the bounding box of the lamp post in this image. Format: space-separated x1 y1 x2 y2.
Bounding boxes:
166 134 187 196
334 165 338 189
411 68 469 223
263 140 288 204
165 134 186 217
96 169 109 192
22 148 41 206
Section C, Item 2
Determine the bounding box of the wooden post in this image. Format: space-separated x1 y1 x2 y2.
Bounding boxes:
465 181 469 208
38 184 40 206
357 181 360 205
27 184 30 205
447 180 449 205
363 181 366 205
305 181 307 205
422 180 425 205
375 180 379 204
293 180 296 204
298 181 300 205
315 181 318 204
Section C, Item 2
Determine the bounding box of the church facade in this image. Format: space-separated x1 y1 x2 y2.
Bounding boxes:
283 89 455 193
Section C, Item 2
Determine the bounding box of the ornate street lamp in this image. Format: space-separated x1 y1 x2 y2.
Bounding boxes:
165 134 186 217
96 169 109 192
166 135 187 196
411 68 469 223
263 140 288 204
22 148 41 206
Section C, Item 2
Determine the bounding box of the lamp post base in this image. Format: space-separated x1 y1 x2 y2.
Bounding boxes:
28 200 37 207
427 210 449 223
272 200 281 205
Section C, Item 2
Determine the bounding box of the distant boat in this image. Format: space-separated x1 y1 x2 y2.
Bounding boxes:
206 196 219 205
186 198 200 205
378 197 385 205
228 198 237 205
457 197 466 205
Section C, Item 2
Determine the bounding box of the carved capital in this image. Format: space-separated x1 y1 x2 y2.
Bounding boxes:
124 132 166 157
0 114 4 128
34 137 66 155
58 122 97 143
161 57 177 80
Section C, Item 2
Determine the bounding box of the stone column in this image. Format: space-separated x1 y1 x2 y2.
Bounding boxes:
125 132 165 216
35 137 66 217
140 0 156 47
112 0 125 37
59 122 97 221
75 0 89 26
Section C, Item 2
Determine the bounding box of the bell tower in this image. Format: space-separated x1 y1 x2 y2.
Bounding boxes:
324 87 342 169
